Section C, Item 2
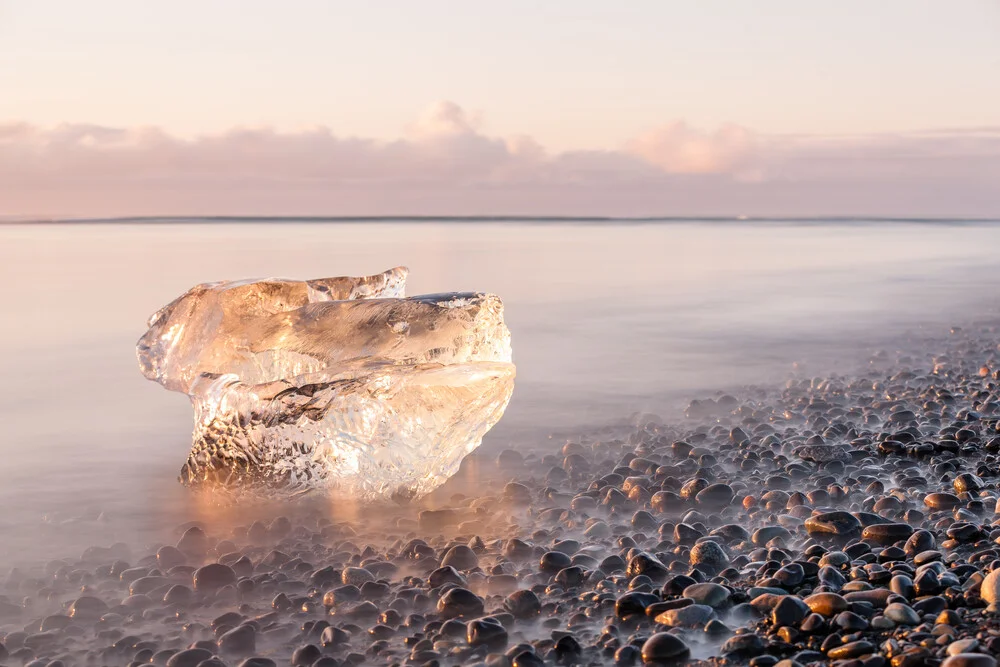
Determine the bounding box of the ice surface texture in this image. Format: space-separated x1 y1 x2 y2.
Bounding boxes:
137 267 515 500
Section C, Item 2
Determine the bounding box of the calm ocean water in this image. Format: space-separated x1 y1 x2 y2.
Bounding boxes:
2 219 1000 568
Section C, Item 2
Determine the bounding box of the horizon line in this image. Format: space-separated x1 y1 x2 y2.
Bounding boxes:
4 214 1000 226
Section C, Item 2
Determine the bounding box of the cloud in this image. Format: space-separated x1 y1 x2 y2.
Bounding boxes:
1 102 999 218
627 121 758 175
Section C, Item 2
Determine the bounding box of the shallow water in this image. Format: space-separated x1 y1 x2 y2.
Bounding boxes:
2 219 1000 569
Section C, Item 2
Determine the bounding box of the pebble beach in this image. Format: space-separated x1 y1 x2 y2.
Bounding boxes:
5 321 1000 667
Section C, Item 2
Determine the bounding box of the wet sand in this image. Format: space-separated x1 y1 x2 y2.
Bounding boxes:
4 322 1000 667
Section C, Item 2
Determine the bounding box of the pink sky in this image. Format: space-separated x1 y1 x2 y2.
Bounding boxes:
3 102 999 218
3 2 999 218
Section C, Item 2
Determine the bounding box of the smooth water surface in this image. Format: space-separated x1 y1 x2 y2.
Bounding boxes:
2 219 1000 568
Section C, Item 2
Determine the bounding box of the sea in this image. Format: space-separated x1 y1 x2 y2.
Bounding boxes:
2 218 1000 569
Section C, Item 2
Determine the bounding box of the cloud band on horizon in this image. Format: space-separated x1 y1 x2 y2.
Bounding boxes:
2 101 999 218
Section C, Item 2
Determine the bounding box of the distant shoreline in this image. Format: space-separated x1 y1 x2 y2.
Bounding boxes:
4 215 1000 226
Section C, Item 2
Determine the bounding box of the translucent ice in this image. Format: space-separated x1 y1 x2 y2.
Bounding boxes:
137 267 515 499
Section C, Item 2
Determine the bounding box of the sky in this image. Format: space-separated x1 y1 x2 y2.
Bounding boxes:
1 0 999 218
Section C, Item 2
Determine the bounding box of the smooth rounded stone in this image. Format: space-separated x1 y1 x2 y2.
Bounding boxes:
512 651 546 667
688 541 729 574
196 659 227 667
192 564 237 592
696 483 734 508
752 527 790 546
834 610 868 631
904 529 935 554
219 625 255 655
539 551 572 574
503 589 541 619
682 583 730 608
177 527 210 556
554 566 586 588
674 522 703 544
827 641 875 660
941 656 997 667
913 549 943 566
771 596 810 626
889 574 915 599
616 645 641 666
953 472 985 494
721 633 766 657
466 617 507 648
166 649 215 667
711 524 750 543
340 567 374 587
552 538 581 555
583 521 612 538
818 551 850 568
616 591 662 619
641 632 690 664
68 595 108 620
157 546 187 570
319 626 350 649
503 539 534 561
924 493 961 510
601 555 627 573
627 553 668 580
749 593 788 615
773 563 805 588
804 511 862 537
862 523 914 544
844 589 891 608
437 588 484 619
290 645 321 667
912 595 947 616
440 545 479 571
163 584 194 605
542 638 576 666
323 584 361 607
38 614 71 631
883 603 920 625
654 603 715 628
803 593 848 616
947 640 980 657
130 576 171 595
794 444 851 463
871 615 895 630
980 568 1000 609
428 566 467 588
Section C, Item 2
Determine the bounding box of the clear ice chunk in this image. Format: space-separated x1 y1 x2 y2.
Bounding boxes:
137 267 515 500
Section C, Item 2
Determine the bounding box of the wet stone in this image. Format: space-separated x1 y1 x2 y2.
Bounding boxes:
165 649 215 667
803 593 848 616
827 641 876 660
340 567 374 587
504 590 541 619
290 645 321 667
437 588 485 619
688 541 730 574
219 625 255 655
861 523 914 544
466 618 507 648
941 656 997 667
654 604 714 628
641 632 690 663
192 564 237 592
804 511 862 537
682 583 730 608
721 633 766 658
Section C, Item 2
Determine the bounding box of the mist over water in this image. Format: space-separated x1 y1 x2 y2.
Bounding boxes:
2 219 1000 570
